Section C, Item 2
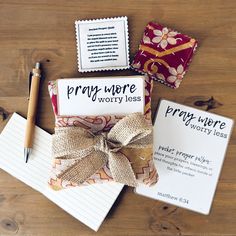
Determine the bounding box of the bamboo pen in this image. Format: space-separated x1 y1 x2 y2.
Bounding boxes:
24 62 41 163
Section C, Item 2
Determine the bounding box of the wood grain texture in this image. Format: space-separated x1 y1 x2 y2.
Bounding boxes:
0 0 236 235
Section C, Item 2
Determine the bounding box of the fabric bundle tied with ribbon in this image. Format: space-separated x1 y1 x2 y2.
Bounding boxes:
52 113 153 187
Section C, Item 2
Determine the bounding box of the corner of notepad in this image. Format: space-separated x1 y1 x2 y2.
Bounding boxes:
0 112 51 144
96 182 124 231
0 112 24 135
10 112 24 119
8 112 25 123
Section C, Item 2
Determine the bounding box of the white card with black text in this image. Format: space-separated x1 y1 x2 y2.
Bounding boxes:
135 100 234 214
57 76 145 116
75 17 129 72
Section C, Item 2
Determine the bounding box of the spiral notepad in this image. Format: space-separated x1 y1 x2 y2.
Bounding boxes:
0 113 124 231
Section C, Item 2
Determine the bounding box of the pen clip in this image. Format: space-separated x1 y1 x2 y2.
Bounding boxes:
28 72 33 95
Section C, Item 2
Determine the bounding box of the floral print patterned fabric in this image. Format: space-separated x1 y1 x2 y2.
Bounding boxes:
131 22 198 88
48 77 158 190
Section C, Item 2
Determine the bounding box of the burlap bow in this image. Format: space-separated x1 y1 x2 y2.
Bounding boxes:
52 113 153 187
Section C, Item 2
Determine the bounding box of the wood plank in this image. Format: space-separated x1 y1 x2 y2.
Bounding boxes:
0 0 236 235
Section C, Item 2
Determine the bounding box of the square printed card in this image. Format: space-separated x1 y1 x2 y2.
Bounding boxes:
135 99 234 214
75 17 129 72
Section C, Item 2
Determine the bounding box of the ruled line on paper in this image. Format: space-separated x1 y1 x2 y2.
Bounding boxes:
0 113 124 231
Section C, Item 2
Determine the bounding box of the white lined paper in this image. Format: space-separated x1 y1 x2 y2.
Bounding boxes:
0 113 124 231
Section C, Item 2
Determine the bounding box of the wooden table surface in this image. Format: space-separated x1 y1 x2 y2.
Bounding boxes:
0 0 236 235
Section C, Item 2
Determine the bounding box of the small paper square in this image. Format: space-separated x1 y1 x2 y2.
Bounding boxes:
75 17 130 72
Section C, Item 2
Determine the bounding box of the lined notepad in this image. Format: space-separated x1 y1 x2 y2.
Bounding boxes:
0 113 124 231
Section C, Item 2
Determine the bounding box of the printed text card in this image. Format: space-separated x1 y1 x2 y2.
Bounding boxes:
57 76 145 116
75 17 129 72
136 100 233 214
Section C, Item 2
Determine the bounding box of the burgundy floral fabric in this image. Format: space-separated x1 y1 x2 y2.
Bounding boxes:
131 22 198 88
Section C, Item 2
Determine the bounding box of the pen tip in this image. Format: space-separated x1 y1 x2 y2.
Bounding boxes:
24 148 31 163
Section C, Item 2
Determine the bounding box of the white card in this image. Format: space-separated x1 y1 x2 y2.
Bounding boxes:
57 76 145 116
0 113 124 231
136 100 234 214
75 17 129 72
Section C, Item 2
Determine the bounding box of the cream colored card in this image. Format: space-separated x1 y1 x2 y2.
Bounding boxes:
136 100 234 214
75 17 129 72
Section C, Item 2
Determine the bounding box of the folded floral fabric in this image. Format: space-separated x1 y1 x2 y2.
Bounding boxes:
48 77 158 190
131 22 198 88
52 113 153 187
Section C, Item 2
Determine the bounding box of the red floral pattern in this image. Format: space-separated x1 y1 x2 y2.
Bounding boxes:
48 77 157 190
131 22 198 89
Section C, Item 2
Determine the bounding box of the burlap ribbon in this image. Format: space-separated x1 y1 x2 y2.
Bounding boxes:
52 113 153 187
